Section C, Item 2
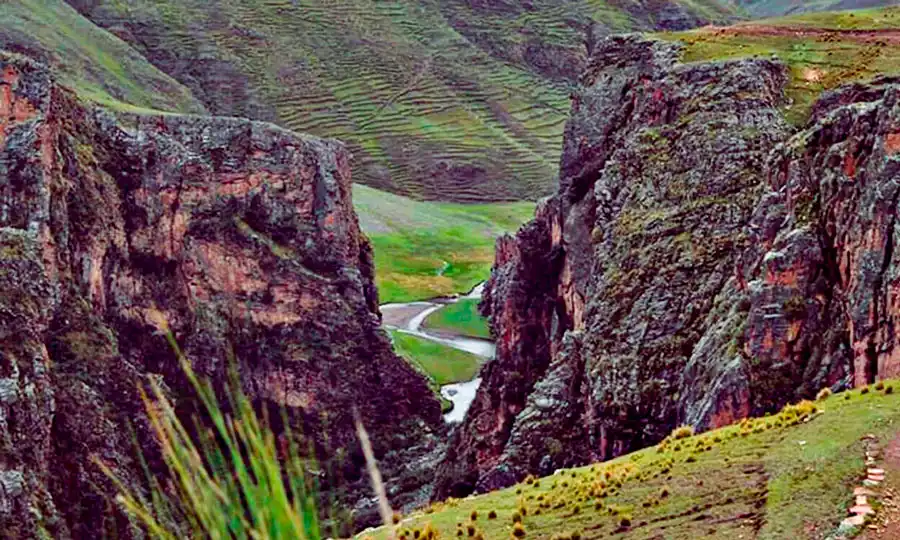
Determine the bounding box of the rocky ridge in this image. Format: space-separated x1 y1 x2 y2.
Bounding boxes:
436 34 900 498
0 53 441 538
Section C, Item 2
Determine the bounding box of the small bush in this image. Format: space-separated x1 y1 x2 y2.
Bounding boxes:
619 515 632 528
470 510 478 521
660 485 670 498
511 511 522 524
886 386 894 395
570 531 582 540
524 474 536 485
862 386 870 394
487 510 497 520
844 393 852 400
393 512 402 524
671 425 695 439
686 455 697 463
467 524 475 536
816 387 832 401
512 522 526 537
875 381 885 391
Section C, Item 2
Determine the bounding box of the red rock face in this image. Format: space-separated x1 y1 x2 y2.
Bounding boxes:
0 55 440 538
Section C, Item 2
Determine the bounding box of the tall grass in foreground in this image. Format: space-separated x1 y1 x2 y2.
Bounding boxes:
96 334 322 539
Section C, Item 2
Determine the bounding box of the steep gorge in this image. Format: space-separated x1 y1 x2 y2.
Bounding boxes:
0 54 441 538
437 34 900 498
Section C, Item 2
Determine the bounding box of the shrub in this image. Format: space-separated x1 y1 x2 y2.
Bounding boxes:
875 381 885 391
470 510 478 521
845 393 852 400
512 522 526 537
671 425 695 440
686 455 697 463
570 531 582 540
511 511 522 524
97 341 322 540
816 387 832 401
862 386 870 394
524 474 536 485
467 524 475 536
393 512 402 524
660 485 671 498
886 386 895 395
619 515 632 528
488 510 497 520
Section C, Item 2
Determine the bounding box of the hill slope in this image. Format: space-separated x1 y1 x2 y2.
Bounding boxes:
361 383 900 539
0 0 204 113
33 0 749 202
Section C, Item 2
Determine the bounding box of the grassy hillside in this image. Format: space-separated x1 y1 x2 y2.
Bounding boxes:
355 185 533 302
359 382 900 539
660 5 900 124
0 0 204 113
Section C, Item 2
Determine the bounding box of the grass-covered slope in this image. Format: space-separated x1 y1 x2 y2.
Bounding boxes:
660 5 900 124
354 185 533 302
0 0 204 113
360 383 900 539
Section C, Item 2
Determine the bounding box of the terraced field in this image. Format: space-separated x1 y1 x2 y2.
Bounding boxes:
358 383 900 539
57 0 753 202
0 0 203 113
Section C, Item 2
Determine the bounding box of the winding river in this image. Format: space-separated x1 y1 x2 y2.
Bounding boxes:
380 284 494 423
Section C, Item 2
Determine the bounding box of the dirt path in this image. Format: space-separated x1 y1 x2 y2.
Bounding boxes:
858 433 900 539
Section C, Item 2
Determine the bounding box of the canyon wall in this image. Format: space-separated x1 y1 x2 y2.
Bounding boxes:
0 54 441 538
436 35 900 498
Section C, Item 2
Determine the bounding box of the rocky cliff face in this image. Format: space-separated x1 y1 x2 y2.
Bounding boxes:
436 34 900 498
0 54 441 538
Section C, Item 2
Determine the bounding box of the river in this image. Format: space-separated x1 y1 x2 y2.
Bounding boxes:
380 284 494 423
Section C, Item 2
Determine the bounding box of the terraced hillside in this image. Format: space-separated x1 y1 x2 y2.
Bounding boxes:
53 0 751 202
0 0 203 113
359 383 900 539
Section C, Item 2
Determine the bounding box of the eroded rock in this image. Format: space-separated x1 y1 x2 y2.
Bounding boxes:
0 54 441 538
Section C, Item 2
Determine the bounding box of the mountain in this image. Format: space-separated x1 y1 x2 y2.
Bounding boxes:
0 53 440 538
437 7 900 499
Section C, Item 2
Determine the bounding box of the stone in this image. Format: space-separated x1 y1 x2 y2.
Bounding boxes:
855 487 878 497
850 505 875 516
843 515 866 527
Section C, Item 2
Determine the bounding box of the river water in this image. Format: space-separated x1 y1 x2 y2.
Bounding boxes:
380 283 493 423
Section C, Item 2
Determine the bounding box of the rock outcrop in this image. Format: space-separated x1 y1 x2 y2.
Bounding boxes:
436 34 900 498
0 54 441 538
